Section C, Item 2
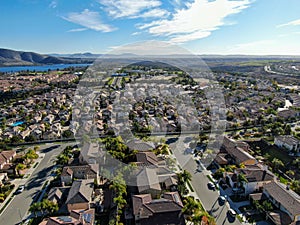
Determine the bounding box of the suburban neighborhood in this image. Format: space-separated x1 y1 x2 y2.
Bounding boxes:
0 58 300 225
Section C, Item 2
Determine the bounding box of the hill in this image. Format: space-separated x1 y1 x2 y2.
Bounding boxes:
0 48 93 66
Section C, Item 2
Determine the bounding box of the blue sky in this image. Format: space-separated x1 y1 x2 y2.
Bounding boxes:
1 0 300 55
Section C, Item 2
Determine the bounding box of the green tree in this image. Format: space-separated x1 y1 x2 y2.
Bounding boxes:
271 158 284 172
55 154 69 165
262 200 273 212
29 202 42 217
15 163 26 176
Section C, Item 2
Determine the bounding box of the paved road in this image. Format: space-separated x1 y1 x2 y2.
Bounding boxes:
170 140 242 225
0 143 73 225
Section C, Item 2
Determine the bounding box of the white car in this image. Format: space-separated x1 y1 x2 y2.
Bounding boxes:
15 185 25 194
228 208 236 217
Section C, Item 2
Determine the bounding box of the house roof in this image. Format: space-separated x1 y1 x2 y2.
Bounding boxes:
163 192 183 207
143 199 183 214
46 216 80 225
66 179 94 204
222 136 250 151
132 192 183 217
275 135 300 145
226 146 256 164
268 210 293 225
48 187 63 202
132 194 152 215
0 155 6 165
249 193 267 201
127 140 155 151
61 164 98 177
237 168 275 183
136 152 158 166
158 175 178 187
0 150 16 161
137 168 161 193
70 208 95 225
61 167 73 177
264 182 300 216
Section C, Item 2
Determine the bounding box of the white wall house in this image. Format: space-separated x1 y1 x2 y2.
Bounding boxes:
274 135 300 153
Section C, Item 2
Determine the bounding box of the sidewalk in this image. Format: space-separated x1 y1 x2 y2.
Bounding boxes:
0 152 45 214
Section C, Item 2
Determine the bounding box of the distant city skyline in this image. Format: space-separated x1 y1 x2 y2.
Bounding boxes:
1 0 300 55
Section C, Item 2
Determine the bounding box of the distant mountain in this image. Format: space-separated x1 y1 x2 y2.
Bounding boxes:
0 48 94 66
50 52 102 58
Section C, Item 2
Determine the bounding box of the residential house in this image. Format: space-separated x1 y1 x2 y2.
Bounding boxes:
225 167 275 195
274 135 300 154
263 181 300 225
127 139 156 152
137 168 161 197
39 208 94 225
132 192 185 225
221 136 256 166
0 151 16 169
79 143 103 165
0 172 7 186
47 187 69 205
66 179 94 212
135 151 178 191
61 164 99 185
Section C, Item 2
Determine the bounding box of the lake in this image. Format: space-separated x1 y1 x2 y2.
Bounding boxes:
0 63 91 73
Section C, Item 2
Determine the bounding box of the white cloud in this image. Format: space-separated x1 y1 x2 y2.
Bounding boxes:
67 28 88 32
62 9 116 32
138 0 251 43
277 19 300 28
169 30 211 43
107 41 190 55
49 0 57 9
139 8 170 18
98 0 165 18
131 31 141 36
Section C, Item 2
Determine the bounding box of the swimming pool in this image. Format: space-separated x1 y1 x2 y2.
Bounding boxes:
11 121 24 127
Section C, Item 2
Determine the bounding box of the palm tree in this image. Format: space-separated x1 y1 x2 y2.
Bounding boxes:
237 173 248 190
181 170 192 183
29 202 42 217
182 196 201 215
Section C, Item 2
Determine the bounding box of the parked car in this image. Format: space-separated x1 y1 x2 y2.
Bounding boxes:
15 185 25 194
218 195 227 204
228 208 236 217
207 182 216 190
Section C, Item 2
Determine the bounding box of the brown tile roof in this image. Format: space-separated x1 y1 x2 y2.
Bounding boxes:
132 192 183 217
264 182 300 217
70 208 95 225
143 199 182 214
0 151 16 161
237 168 275 182
48 187 63 202
61 164 98 177
226 146 256 164
132 194 152 215
163 192 183 207
136 152 158 166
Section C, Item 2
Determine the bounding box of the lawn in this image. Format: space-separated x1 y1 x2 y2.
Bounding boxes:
247 140 293 165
